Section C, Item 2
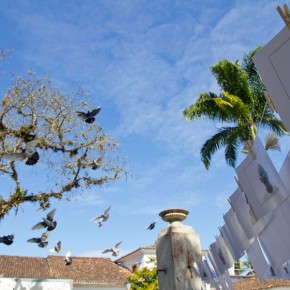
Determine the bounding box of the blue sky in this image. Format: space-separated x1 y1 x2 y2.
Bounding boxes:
0 0 288 260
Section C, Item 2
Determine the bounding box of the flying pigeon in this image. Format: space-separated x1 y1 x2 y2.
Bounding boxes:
102 241 123 257
91 205 111 227
64 251 72 265
49 241 61 253
32 208 57 231
0 234 14 245
81 156 103 170
3 140 39 165
36 200 50 211
27 231 50 248
76 107 101 124
146 220 157 230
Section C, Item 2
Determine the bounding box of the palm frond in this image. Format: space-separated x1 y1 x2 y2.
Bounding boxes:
256 112 288 135
225 141 239 168
211 60 252 105
220 92 251 122
264 132 281 151
184 93 235 123
242 46 266 94
201 126 245 169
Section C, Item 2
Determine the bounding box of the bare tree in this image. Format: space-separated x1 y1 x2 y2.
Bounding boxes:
0 71 127 219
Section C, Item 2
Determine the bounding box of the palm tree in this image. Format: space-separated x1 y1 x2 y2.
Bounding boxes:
183 47 287 169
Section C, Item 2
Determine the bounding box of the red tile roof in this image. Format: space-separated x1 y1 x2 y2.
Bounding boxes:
233 276 290 289
0 255 52 279
0 255 131 286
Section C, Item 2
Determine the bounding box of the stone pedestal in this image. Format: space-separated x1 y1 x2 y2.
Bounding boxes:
156 209 205 290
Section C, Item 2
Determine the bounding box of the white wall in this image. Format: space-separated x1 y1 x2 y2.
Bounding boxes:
139 254 156 270
0 278 73 289
120 253 156 271
0 279 128 290
74 286 127 290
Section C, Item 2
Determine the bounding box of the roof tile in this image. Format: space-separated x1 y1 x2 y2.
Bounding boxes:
0 255 131 286
233 276 290 289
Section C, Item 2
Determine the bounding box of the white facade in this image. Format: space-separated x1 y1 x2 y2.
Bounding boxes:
116 247 156 272
0 278 73 290
75 286 127 290
0 278 128 290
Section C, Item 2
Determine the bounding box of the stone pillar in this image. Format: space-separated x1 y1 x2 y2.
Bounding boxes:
156 208 205 290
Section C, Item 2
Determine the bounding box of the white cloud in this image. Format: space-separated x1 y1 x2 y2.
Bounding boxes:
210 1 284 61
1 0 287 256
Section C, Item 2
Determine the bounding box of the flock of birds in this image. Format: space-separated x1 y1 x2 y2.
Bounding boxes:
0 207 72 265
92 206 157 257
0 204 157 264
0 106 158 265
1 107 102 166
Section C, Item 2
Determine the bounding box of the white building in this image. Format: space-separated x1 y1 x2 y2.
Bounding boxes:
0 254 131 290
0 278 73 290
115 244 156 272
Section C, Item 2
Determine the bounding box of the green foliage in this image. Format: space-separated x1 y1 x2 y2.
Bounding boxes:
126 267 158 290
235 255 255 276
183 46 287 169
234 260 243 275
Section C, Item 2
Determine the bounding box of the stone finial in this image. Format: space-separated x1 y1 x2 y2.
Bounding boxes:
159 208 189 223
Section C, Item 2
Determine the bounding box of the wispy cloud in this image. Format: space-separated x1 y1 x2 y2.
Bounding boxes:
2 0 268 169
0 0 286 256
210 1 283 61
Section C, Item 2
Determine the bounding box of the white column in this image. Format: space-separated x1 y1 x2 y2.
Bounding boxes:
156 208 205 290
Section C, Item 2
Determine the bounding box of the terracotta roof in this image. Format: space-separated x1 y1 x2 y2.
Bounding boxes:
0 255 131 286
47 256 131 285
233 276 290 289
0 255 52 279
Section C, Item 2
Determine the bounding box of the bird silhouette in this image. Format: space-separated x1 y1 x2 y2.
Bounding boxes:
49 241 61 253
32 208 57 231
146 220 157 230
81 156 103 170
102 241 123 257
76 107 101 124
3 140 39 165
0 234 14 245
91 205 111 227
64 251 72 265
36 200 50 211
27 231 50 248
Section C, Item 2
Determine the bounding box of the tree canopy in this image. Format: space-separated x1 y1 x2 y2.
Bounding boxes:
183 47 287 169
0 72 127 219
126 266 158 290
